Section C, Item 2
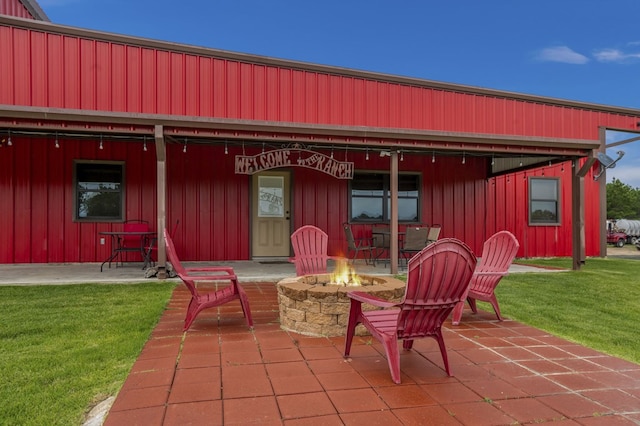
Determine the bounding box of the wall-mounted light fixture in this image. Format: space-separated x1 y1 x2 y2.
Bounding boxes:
594 150 625 181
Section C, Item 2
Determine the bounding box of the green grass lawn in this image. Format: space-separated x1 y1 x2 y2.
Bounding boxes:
0 282 176 426
493 257 640 364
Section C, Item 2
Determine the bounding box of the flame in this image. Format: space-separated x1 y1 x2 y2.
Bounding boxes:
330 260 361 286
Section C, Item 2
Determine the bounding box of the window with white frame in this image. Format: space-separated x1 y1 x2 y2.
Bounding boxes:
529 177 560 225
350 172 420 223
74 161 124 221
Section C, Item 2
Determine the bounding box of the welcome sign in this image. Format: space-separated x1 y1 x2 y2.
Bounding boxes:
235 148 354 179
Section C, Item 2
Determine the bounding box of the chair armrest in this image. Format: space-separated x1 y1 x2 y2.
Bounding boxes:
474 270 509 277
288 257 296 263
184 266 236 275
348 291 398 308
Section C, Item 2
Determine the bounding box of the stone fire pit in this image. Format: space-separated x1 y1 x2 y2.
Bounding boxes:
277 273 405 337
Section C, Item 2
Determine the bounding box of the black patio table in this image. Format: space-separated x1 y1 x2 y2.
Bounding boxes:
99 231 155 272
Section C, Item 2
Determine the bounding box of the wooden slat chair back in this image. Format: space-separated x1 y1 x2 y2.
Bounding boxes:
344 238 477 383
289 225 344 276
451 230 520 325
164 228 253 331
343 223 376 265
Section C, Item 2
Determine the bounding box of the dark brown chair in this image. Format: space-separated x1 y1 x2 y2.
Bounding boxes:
426 224 442 244
343 223 377 266
399 226 429 265
164 228 253 331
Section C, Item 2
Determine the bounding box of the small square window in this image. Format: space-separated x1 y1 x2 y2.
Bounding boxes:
529 177 559 225
74 161 124 221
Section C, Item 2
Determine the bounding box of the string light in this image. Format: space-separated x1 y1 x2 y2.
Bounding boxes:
7 130 12 146
330 146 334 159
142 136 147 152
262 142 265 154
183 138 187 153
99 135 103 150
55 132 59 149
519 155 523 167
365 148 369 161
400 150 404 161
462 152 466 164
491 155 495 166
432 151 436 163
224 141 228 154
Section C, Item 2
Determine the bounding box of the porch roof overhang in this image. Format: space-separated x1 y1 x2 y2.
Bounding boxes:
0 104 600 176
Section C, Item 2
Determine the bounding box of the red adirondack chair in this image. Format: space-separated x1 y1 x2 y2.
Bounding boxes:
451 230 520 325
164 229 253 331
289 225 345 275
344 238 477 384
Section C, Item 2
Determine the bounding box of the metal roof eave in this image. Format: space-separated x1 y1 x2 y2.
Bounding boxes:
0 104 599 157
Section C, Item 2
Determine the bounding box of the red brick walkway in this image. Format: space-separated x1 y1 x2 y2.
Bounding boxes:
104 283 640 425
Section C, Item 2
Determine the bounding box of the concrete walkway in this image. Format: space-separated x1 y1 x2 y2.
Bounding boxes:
0 259 556 286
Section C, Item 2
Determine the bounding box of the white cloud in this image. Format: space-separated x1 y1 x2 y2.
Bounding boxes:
536 46 589 64
593 48 640 63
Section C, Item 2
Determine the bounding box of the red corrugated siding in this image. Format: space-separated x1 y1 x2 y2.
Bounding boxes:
1 21 633 263
2 25 638 139
0 0 34 19
2 135 514 262
489 161 600 258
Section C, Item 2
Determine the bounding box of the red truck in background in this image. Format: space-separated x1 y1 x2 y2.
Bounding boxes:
607 229 628 247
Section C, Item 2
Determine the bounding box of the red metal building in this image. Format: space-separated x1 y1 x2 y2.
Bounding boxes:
1 1 640 272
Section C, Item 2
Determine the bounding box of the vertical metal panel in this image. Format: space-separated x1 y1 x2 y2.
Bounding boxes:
185 54 199 116
0 0 34 19
0 26 14 104
0 131 16 262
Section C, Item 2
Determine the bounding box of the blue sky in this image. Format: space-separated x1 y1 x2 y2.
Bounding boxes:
39 0 640 187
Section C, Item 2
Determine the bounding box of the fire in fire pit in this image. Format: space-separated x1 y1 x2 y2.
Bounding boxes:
326 260 361 286
277 262 405 337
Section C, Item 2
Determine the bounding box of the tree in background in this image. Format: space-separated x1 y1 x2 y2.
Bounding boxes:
606 178 640 219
